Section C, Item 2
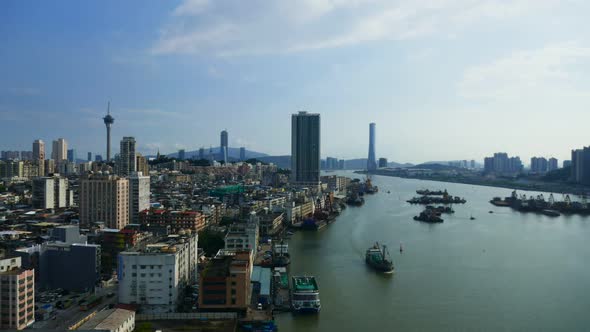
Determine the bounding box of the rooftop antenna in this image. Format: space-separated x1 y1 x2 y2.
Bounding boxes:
107 101 110 115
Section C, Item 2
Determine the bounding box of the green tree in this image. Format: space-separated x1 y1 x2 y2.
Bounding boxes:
198 229 225 256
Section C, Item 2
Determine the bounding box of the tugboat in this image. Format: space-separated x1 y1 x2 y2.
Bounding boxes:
365 242 394 274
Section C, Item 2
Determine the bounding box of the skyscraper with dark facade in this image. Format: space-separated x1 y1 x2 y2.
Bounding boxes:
240 147 246 161
367 123 377 172
118 137 136 176
291 111 320 186
220 130 228 163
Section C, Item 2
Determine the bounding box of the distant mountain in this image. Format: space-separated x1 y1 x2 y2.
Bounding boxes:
166 147 268 160
258 155 291 169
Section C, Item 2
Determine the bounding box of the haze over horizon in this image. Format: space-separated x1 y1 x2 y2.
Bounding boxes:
2 0 590 164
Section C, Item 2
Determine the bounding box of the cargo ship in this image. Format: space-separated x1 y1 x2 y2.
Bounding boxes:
413 209 444 223
291 276 321 313
365 242 394 274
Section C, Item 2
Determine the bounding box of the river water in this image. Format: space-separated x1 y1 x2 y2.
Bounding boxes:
275 172 590 331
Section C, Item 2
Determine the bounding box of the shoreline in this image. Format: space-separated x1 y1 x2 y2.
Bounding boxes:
353 170 590 196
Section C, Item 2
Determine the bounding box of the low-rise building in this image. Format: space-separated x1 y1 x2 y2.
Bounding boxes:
225 215 259 253
78 308 135 332
139 209 206 233
118 232 198 313
199 250 252 311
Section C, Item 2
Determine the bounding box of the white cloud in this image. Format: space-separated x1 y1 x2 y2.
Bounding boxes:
458 42 590 102
151 0 560 56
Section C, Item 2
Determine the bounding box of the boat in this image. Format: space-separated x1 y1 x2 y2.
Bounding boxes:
541 209 561 217
291 276 321 313
413 209 443 223
366 242 394 273
387 190 391 194
470 215 476 220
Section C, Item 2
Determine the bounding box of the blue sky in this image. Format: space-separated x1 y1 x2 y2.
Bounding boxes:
1 0 590 164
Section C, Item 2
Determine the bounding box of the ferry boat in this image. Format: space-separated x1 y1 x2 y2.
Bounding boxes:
365 242 394 274
291 276 321 313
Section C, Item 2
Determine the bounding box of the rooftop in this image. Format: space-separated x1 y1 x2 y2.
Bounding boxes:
79 308 133 331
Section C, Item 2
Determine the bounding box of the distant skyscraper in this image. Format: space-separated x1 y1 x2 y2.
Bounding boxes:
178 149 185 160
291 111 320 186
95 154 103 162
103 103 114 162
51 138 68 161
548 157 558 172
67 149 76 163
199 147 205 160
240 147 246 161
87 152 92 161
378 158 388 168
220 130 228 154
33 140 45 161
118 137 137 176
367 123 377 172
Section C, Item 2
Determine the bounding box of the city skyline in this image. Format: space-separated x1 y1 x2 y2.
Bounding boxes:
2 1 590 163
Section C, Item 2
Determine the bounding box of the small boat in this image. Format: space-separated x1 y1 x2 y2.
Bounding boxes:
488 211 494 214
387 190 391 194
470 214 476 220
399 243 403 253
365 242 394 274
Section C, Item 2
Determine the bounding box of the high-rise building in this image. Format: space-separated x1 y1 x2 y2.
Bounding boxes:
571 147 590 185
79 173 129 229
32 176 70 209
548 157 558 172
484 153 522 174
87 152 92 161
51 138 67 161
0 151 20 160
136 153 149 176
326 157 338 170
95 154 103 162
20 151 33 161
129 172 150 224
291 111 320 186
118 233 198 314
563 160 572 168
178 149 185 160
378 158 388 168
44 159 55 175
240 147 246 161
67 148 76 163
199 147 205 160
338 159 345 170
118 137 137 176
103 104 115 162
0 160 24 178
33 139 45 160
220 130 228 154
367 123 377 172
530 157 548 173
0 257 35 330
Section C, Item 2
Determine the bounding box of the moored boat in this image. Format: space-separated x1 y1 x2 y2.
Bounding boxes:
291 276 321 313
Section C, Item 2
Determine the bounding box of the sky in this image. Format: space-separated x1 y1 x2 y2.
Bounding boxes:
1 0 590 164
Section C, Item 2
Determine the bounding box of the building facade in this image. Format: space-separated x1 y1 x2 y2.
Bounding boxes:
129 172 150 224
32 140 45 161
199 250 252 311
80 173 130 229
0 257 35 330
118 233 198 313
291 112 320 186
139 210 206 233
32 176 69 209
